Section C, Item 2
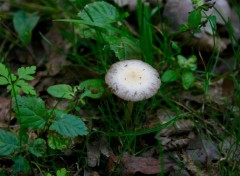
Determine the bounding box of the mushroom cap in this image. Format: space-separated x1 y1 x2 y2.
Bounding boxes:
105 59 161 101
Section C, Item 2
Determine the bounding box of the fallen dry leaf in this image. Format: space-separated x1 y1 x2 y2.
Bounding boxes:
121 152 160 175
87 134 110 167
158 119 195 137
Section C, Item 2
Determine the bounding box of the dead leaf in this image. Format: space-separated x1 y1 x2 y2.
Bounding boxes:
121 152 161 175
158 119 195 137
157 132 195 151
187 137 220 164
84 170 100 176
42 28 71 76
182 152 209 176
87 134 110 167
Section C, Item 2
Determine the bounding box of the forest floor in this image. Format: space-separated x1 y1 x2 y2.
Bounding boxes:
0 0 240 175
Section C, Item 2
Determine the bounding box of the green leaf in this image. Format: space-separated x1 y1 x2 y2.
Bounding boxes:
13 10 40 45
12 156 30 174
7 84 21 97
181 71 195 89
0 77 9 85
171 41 181 53
47 84 74 100
108 36 141 59
0 63 9 78
15 96 49 129
18 66 36 80
192 0 204 7
50 110 88 137
78 1 120 26
161 69 178 82
56 168 67 176
16 80 36 95
188 55 197 71
48 133 70 150
29 138 46 157
177 55 187 68
188 8 202 28
79 79 104 101
0 63 17 85
0 128 19 156
208 15 217 32
177 55 197 71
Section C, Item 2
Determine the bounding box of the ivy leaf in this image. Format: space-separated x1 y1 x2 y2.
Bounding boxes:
78 1 120 26
48 133 70 150
181 71 195 89
13 10 40 45
47 84 74 100
16 80 36 95
14 96 49 129
18 66 36 80
0 128 19 156
50 110 88 137
28 138 46 157
161 69 179 82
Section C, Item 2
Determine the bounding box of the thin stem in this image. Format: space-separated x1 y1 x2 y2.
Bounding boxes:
125 101 134 128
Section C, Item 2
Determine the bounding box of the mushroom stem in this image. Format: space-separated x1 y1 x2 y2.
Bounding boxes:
126 101 134 127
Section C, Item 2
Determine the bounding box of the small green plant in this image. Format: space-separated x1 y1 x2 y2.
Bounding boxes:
0 63 88 174
179 2 217 35
46 168 67 176
0 95 88 174
0 63 36 95
47 78 105 108
60 1 141 63
161 54 197 89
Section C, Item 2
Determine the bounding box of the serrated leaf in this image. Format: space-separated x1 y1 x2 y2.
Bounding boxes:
0 128 19 156
50 111 88 137
15 96 49 129
29 138 46 157
0 64 16 84
78 1 120 26
109 36 141 59
0 77 9 85
12 156 30 174
79 79 104 100
161 70 178 83
0 63 9 78
47 84 74 99
16 80 36 95
7 84 21 97
18 66 36 80
181 71 195 89
48 133 70 150
13 10 40 45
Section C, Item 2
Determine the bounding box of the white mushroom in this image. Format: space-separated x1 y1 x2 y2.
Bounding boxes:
105 59 161 102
